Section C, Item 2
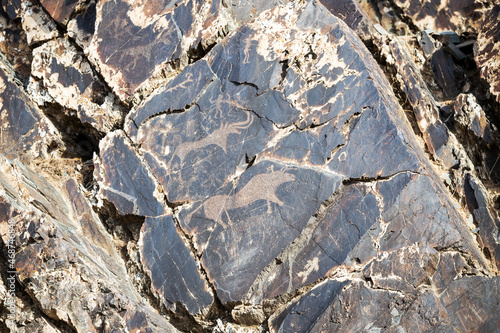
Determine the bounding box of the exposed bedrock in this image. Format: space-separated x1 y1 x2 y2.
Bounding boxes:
0 0 499 331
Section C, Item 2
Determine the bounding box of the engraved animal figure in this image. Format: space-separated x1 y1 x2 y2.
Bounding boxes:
195 169 296 228
172 112 253 165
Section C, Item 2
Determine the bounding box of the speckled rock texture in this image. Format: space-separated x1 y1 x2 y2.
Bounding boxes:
0 0 499 332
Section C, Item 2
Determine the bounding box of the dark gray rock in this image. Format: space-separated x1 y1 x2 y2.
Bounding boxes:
100 1 490 313
95 130 166 217
85 0 288 101
270 244 500 332
140 214 214 314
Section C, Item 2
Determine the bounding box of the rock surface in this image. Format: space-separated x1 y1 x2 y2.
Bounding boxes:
475 5 500 104
0 0 499 332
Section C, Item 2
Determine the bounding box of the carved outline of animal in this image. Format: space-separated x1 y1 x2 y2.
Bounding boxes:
172 112 253 165
187 168 296 229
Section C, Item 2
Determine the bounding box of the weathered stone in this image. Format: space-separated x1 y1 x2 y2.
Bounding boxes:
475 5 500 103
3 0 500 330
0 63 63 163
101 1 490 313
389 38 458 168
95 130 166 217
140 214 213 314
0 9 32 80
0 153 178 332
318 0 376 40
84 0 288 101
454 93 493 142
463 173 500 270
231 304 266 326
392 0 493 34
431 47 464 99
31 37 122 132
270 244 500 332
418 30 436 57
40 0 87 25
1 0 22 19
67 0 96 48
21 3 59 46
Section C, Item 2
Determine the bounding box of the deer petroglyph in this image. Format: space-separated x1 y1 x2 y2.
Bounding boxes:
172 112 253 165
189 168 296 229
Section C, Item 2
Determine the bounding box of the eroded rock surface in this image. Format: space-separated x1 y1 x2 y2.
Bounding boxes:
392 0 493 34
31 37 123 132
270 244 500 332
82 0 289 101
1 0 499 331
97 0 494 322
0 59 177 332
475 5 500 104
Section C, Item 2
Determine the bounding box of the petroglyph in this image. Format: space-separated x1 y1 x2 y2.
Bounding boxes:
171 112 253 165
192 169 296 228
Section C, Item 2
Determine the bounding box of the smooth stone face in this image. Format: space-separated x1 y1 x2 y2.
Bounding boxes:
140 215 214 314
431 48 462 99
95 131 166 217
269 279 347 332
178 159 341 303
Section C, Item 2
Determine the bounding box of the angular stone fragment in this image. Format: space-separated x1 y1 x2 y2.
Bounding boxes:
454 93 493 143
475 5 500 103
40 0 87 25
21 3 59 46
95 130 166 217
140 214 213 314
0 63 63 162
31 37 122 132
100 1 491 313
431 48 463 99
67 0 96 48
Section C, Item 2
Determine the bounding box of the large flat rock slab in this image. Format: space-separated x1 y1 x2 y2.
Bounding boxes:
97 1 489 315
85 0 287 101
